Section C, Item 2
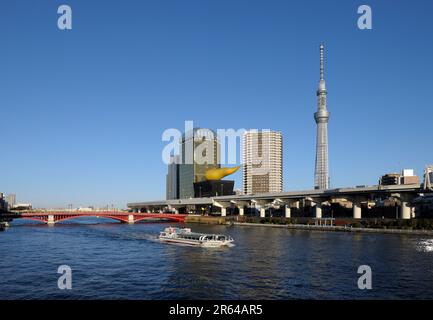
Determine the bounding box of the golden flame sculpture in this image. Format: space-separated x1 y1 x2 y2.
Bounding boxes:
205 166 241 181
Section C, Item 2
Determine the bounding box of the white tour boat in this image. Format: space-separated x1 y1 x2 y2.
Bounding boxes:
159 227 234 247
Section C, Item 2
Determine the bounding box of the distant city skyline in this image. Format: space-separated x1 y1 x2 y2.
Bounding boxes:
1 0 433 208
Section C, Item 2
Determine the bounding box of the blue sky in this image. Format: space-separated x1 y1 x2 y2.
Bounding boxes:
1 0 432 208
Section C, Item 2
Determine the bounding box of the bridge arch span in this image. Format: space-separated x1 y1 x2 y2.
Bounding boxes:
17 216 50 224
53 215 130 224
15 212 188 225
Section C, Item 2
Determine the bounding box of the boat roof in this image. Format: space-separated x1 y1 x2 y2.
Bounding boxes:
163 227 228 237
180 231 227 237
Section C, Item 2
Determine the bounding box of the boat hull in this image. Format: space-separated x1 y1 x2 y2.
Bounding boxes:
159 237 233 247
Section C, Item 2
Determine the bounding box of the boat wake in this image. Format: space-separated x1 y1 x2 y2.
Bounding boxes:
136 234 160 242
417 239 433 252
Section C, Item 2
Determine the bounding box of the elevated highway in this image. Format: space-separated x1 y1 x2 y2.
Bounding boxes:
128 184 425 219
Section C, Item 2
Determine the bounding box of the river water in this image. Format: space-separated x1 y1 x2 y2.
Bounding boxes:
1 219 433 299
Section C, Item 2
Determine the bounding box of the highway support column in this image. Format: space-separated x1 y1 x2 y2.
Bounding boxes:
353 203 362 219
221 207 226 217
238 207 244 216
401 202 411 220
260 207 265 218
285 205 291 218
315 204 322 219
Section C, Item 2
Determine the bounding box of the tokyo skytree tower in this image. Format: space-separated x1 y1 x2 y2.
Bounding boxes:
314 44 330 190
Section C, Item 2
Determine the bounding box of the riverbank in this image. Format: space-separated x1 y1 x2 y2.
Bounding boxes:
185 215 433 236
185 215 226 225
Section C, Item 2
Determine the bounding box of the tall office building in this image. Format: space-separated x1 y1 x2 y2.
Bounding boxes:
243 130 283 194
0 193 6 212
6 194 16 210
166 156 179 200
314 44 330 190
428 166 433 189
178 128 220 199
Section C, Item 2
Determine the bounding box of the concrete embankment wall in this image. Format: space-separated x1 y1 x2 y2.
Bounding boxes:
232 222 433 236
185 215 226 225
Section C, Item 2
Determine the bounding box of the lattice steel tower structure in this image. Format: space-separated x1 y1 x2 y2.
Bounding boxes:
314 44 330 190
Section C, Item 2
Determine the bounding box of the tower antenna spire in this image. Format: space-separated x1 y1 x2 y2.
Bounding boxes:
314 43 330 190
320 44 324 80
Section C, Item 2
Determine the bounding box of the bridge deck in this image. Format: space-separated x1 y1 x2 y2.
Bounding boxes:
128 184 423 209
10 212 188 224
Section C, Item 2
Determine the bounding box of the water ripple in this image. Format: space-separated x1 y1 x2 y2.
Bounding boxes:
1 220 433 299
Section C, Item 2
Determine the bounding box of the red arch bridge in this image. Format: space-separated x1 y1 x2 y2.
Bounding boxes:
15 211 188 225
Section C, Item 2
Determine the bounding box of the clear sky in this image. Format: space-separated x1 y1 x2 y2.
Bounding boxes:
1 0 432 208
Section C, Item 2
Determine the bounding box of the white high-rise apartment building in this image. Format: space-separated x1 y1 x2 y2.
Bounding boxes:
242 130 282 195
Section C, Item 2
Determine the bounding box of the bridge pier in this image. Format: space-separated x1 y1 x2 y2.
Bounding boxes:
47 215 55 225
285 205 291 218
353 203 362 219
128 214 135 224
